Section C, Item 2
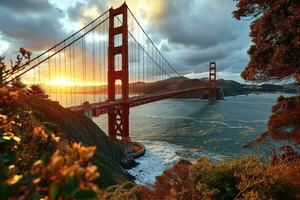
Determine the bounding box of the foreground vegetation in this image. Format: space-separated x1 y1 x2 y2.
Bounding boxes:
0 87 101 199
141 157 300 200
1 48 299 199
1 86 299 199
1 0 299 199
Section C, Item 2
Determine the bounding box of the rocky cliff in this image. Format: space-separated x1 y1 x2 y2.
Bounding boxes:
17 95 132 187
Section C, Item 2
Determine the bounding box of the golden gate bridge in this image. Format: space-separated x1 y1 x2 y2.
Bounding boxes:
2 3 218 148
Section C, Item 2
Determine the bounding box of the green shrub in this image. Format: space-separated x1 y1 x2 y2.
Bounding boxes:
142 157 299 200
103 181 142 200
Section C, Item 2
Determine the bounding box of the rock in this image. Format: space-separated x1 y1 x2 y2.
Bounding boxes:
17 94 133 187
121 156 139 169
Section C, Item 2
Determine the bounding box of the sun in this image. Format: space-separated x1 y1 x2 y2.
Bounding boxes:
46 77 77 87
45 77 106 86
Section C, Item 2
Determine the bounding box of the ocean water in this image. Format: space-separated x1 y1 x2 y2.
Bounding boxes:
93 93 292 184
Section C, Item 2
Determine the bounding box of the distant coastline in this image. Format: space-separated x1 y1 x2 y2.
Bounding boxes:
38 77 298 99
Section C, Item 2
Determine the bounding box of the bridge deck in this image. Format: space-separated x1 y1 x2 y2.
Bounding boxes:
67 86 211 117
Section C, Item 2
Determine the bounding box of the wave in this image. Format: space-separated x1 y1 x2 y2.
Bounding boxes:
140 114 195 120
223 115 266 124
127 140 223 185
139 114 229 125
137 114 266 130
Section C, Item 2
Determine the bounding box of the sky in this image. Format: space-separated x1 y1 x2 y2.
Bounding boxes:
0 0 251 83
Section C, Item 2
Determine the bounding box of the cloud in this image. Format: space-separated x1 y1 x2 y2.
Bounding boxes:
0 35 10 55
151 0 247 48
145 0 250 76
64 0 251 77
0 0 66 52
0 0 53 13
0 0 252 82
66 0 107 27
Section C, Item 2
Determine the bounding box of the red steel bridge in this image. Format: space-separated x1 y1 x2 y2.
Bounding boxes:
3 3 218 145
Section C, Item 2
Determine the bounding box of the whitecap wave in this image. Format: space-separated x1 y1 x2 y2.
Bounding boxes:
127 140 223 185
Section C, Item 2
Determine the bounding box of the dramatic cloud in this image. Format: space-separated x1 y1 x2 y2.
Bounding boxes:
0 0 66 52
147 0 251 77
67 0 107 24
152 1 247 47
0 0 252 82
0 0 53 13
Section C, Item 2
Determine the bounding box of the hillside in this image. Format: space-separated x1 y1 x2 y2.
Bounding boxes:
49 77 299 98
132 77 249 99
17 94 133 187
43 77 298 98
138 77 298 98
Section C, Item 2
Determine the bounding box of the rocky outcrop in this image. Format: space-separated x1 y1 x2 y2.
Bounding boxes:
17 95 133 187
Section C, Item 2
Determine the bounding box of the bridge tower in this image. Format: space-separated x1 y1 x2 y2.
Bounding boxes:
108 3 130 144
209 62 217 100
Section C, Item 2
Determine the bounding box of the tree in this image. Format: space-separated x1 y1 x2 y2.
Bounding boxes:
0 48 31 85
11 77 26 91
268 96 300 144
233 0 300 83
233 0 300 161
141 157 299 200
28 84 49 99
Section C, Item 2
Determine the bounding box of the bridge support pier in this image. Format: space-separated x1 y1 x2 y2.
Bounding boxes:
83 101 93 119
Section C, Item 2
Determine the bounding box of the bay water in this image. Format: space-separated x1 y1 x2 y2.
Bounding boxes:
93 93 290 184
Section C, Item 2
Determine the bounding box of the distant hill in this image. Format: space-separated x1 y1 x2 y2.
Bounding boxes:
137 77 298 99
43 77 299 98
244 82 298 93
128 77 250 99
217 79 249 97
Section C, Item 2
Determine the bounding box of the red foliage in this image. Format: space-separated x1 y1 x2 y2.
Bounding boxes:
141 157 300 200
233 0 300 83
141 159 203 200
268 96 300 143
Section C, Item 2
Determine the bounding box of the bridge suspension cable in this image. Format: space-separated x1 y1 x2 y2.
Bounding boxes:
4 10 110 84
0 3 218 145
127 6 181 77
112 6 183 96
2 3 215 109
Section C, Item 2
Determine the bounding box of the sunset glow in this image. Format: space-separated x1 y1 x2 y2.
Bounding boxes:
45 77 107 87
46 77 78 86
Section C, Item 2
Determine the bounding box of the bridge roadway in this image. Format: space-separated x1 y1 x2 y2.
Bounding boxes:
68 86 213 117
